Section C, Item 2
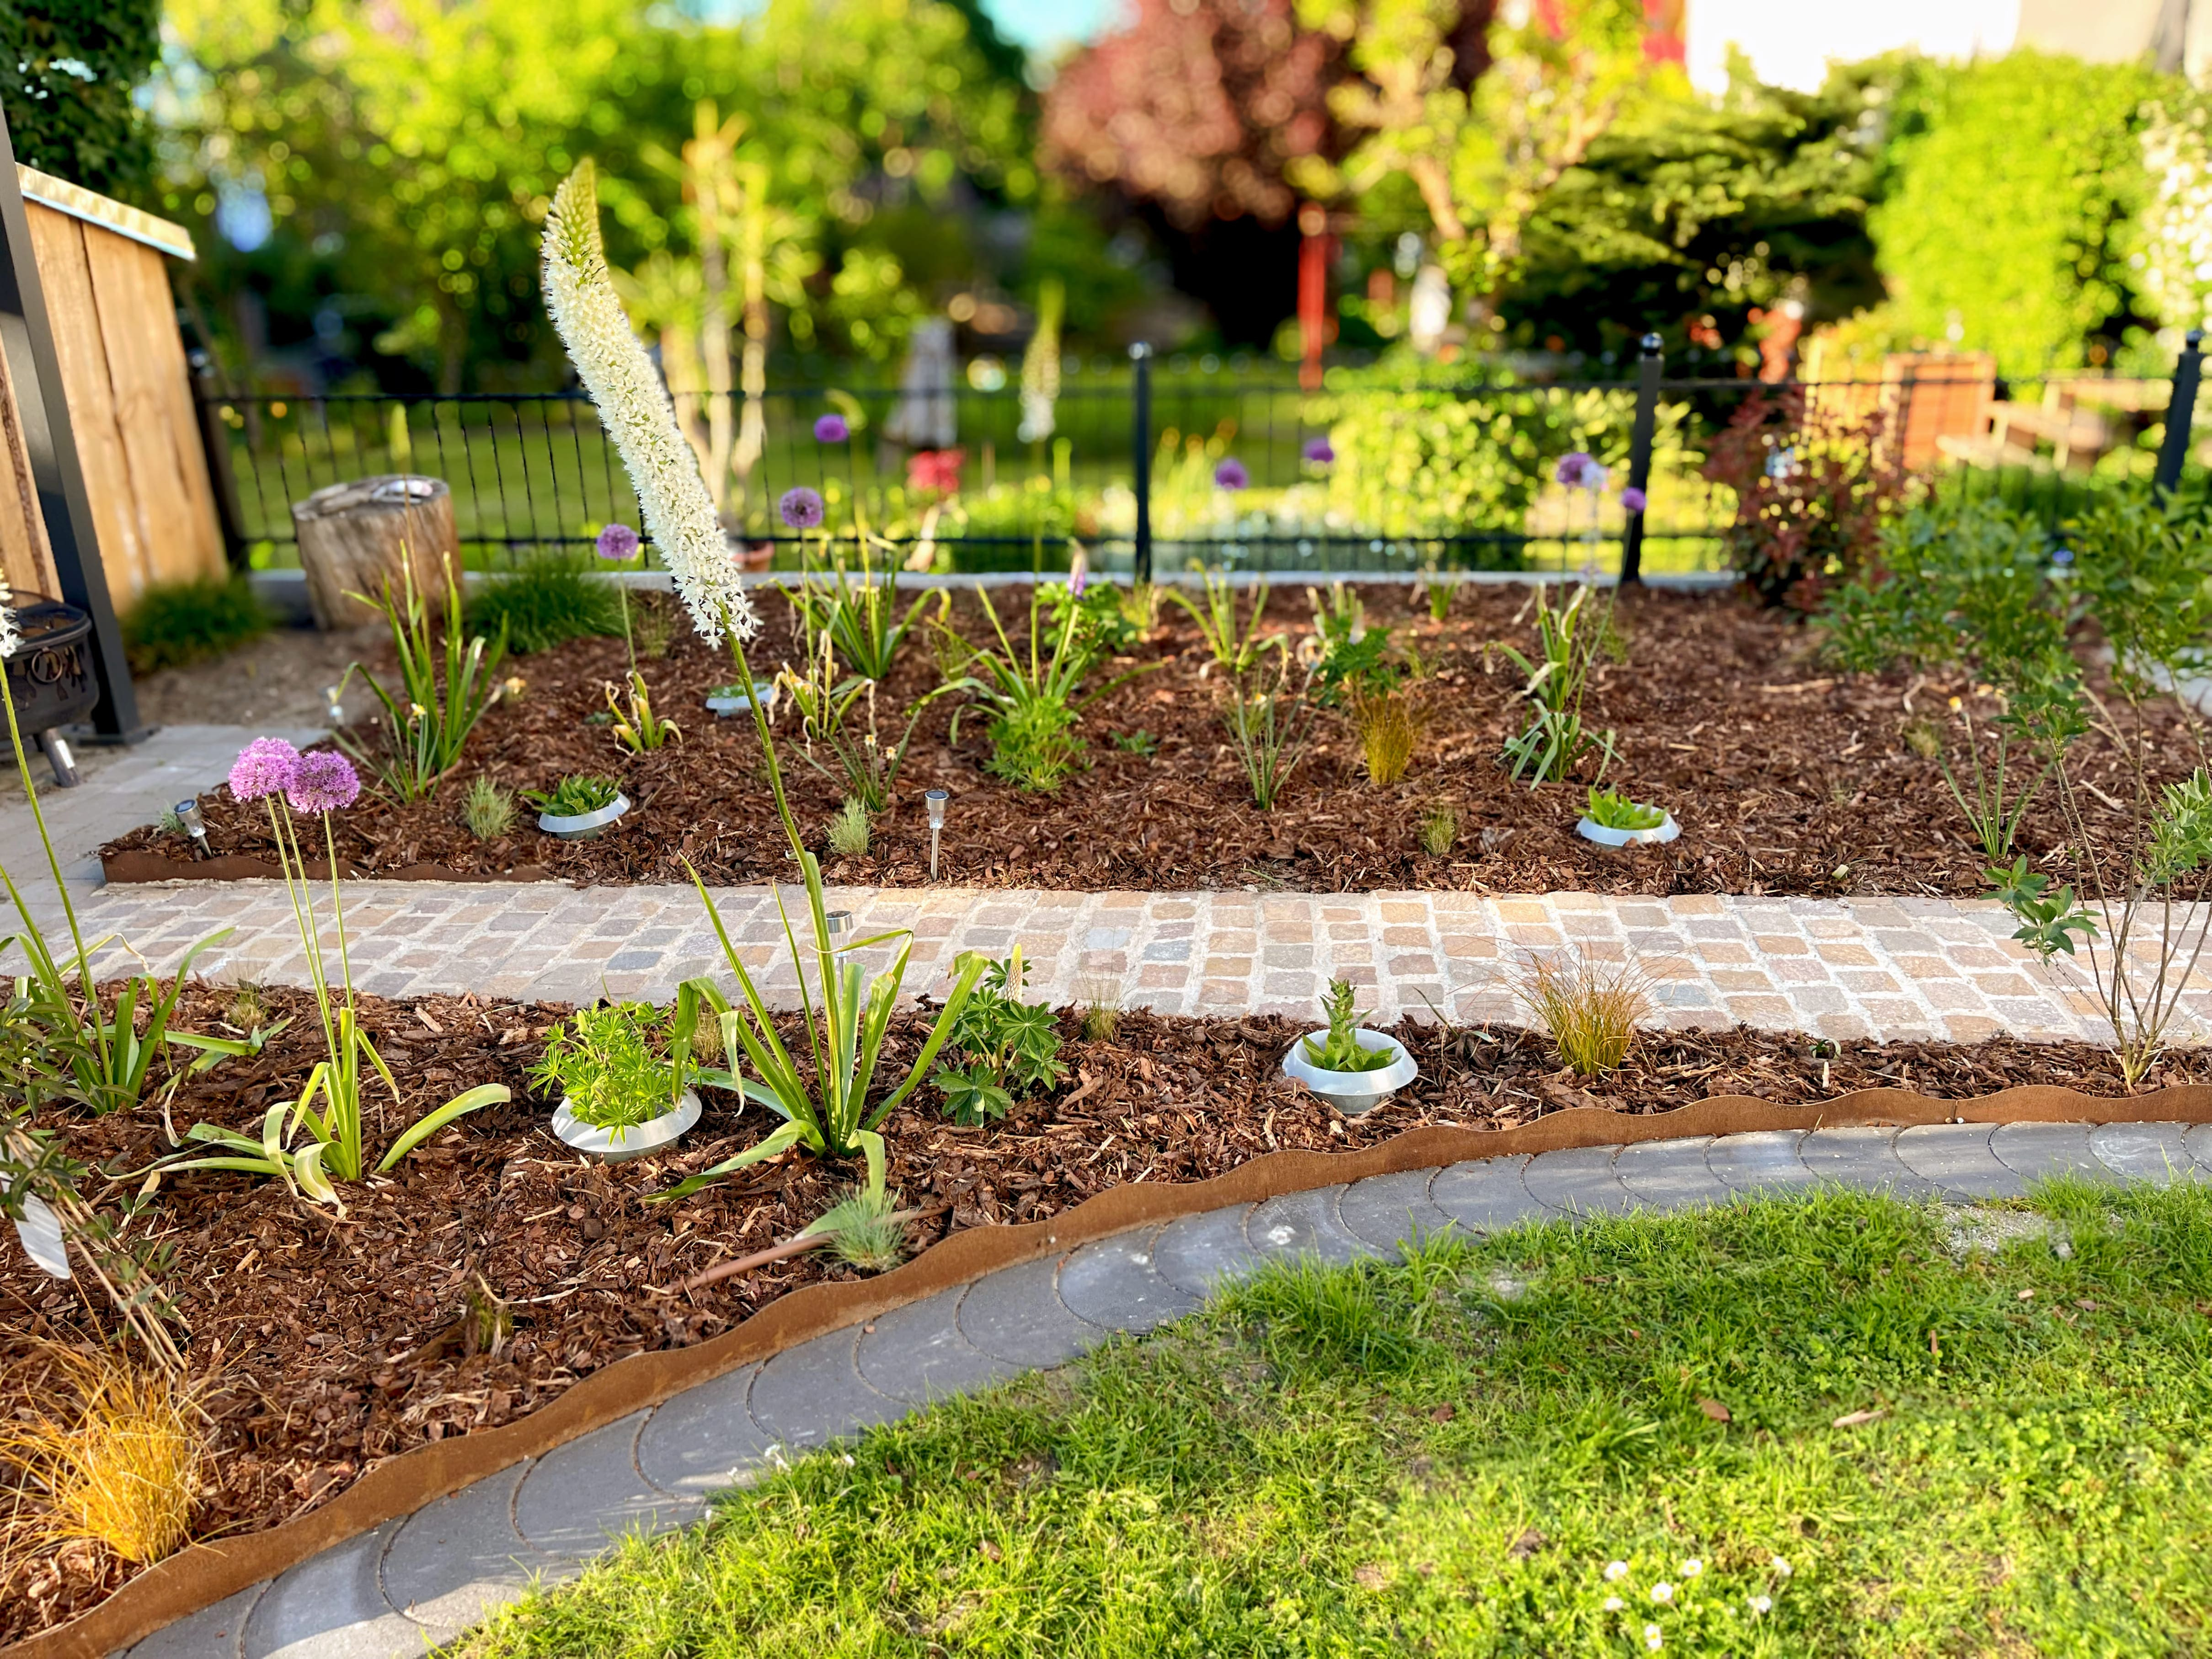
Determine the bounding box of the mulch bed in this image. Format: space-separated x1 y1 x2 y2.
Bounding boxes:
100 583 2193 898
4 979 2204 1643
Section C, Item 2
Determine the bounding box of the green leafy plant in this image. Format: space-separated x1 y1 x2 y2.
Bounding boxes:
946 587 1155 792
1986 856 2097 962
122 575 267 675
1301 978 1394 1073
466 551 621 654
933 945 1066 1127
781 540 933 682
605 669 680 752
1496 583 1617 787
826 797 871 859
1224 640 1319 811
1585 787 1665 831
1305 583 1406 706
1111 728 1159 758
337 559 509 803
459 776 516 839
1419 804 1459 856
1039 577 1142 665
1170 566 1276 676
524 774 622 818
1419 565 1454 623
775 628 939 812
529 1002 689 1136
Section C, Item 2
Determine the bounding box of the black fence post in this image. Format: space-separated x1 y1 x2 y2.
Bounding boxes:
1618 332 1662 587
0 107 145 741
1129 341 1153 583
2156 328 2204 500
190 351 251 572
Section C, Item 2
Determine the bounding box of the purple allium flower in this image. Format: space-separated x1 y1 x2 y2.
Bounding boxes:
1620 486 1648 514
1555 450 1596 488
229 736 301 802
779 487 825 530
595 523 641 562
285 750 361 815
1214 458 1249 491
813 413 850 444
1302 437 1335 466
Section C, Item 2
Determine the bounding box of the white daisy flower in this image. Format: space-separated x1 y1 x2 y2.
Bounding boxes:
1604 1561 1629 1582
1680 1558 1704 1578
1749 1594 1773 1614
1650 1581 1675 1604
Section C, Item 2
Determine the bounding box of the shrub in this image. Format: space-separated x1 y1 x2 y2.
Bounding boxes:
0 1344 200 1565
1511 951 1654 1076
459 776 515 840
1700 386 1907 611
827 797 871 858
467 552 620 653
123 575 267 674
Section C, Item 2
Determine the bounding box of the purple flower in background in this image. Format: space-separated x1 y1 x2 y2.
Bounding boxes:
1302 437 1335 466
813 413 850 444
1214 458 1250 491
1620 486 1648 514
1555 451 1597 488
229 737 301 802
780 487 826 530
595 523 641 562
286 750 361 815
1069 549 1090 598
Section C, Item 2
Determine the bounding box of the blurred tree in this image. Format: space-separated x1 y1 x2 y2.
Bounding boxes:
0 0 160 198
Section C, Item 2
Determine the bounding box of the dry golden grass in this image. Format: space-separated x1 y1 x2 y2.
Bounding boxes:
1352 690 1425 787
1509 950 1657 1076
0 1344 201 1567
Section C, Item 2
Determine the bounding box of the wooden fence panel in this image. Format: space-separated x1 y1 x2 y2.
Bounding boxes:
0 339 58 600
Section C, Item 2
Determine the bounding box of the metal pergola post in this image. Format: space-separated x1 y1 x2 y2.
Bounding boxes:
0 107 146 741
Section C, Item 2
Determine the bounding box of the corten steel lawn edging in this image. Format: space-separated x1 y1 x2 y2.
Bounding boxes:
17 1082 2212 1659
99 850 552 885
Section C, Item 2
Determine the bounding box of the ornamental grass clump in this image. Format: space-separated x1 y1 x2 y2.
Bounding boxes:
1223 639 1318 811
1496 582 1616 787
529 1003 691 1138
460 776 516 840
1352 687 1423 786
1511 950 1654 1076
0 1343 202 1566
1302 978 1394 1073
827 798 871 858
1419 804 1458 856
336 557 508 803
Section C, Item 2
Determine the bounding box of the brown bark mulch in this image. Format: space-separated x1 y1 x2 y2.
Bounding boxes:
100 583 2195 898
3 979 2201 1643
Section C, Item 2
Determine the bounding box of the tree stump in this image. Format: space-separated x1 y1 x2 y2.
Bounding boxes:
290 474 459 630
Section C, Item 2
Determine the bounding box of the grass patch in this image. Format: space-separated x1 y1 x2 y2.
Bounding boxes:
457 1181 2212 1656
465 552 621 654
122 574 267 674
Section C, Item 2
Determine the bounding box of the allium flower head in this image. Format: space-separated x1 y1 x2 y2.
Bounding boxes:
779 487 826 530
286 750 361 815
596 522 641 562
1555 451 1597 487
230 737 302 802
1214 458 1250 490
1621 486 1648 513
1302 437 1335 466
813 413 850 444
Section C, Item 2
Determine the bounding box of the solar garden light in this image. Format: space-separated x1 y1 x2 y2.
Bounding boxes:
174 798 209 858
924 789 949 881
821 909 853 951
324 685 345 727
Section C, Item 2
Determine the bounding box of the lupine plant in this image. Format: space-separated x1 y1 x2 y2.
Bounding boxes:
931 945 1066 1126
154 742 508 1207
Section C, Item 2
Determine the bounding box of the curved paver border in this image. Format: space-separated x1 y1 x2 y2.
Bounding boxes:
19 1086 2212 1659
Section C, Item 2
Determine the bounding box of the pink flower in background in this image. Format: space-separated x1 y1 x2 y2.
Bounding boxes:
779 487 825 530
1555 451 1598 488
1302 438 1335 466
1214 458 1249 490
907 448 966 496
813 413 850 443
286 750 362 815
1621 486 1648 513
229 737 301 801
595 523 641 561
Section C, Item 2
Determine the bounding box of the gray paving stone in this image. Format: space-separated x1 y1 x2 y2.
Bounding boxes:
2089 1122 2203 1186
125 1579 265 1659
749 1327 903 1450
1245 1186 1377 1266
957 1255 1110 1367
1613 1138 1731 1209
1522 1145 1639 1217
1332 1169 1456 1254
856 1287 1027 1402
1705 1130 1818 1194
1893 1123 2026 1199
378 1462 539 1638
1151 1203 1266 1295
243 1522 431 1659
1990 1122 2109 1185
513 1410 699 1559
2183 1123 2212 1176
1798 1127 1939 1196
1429 1155 1543 1233
635 1364 773 1499
1056 1226 1204 1333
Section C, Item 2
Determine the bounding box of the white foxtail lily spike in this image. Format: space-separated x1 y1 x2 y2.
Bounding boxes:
541 161 756 648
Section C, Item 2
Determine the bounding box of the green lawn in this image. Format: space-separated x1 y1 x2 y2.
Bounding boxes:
457 1180 2212 1657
